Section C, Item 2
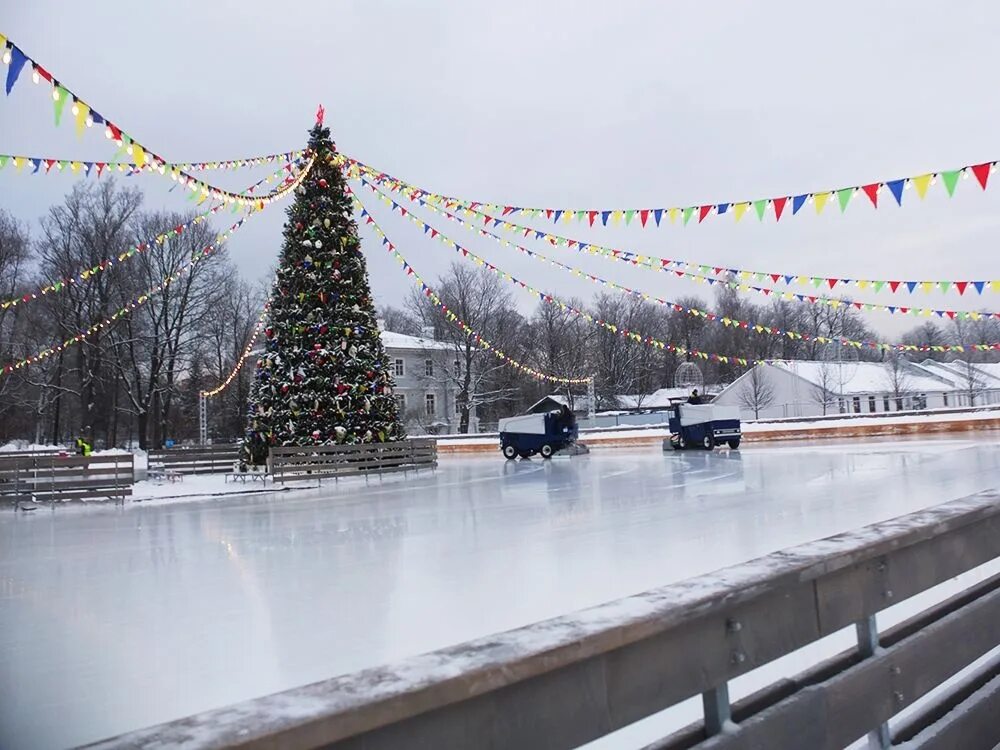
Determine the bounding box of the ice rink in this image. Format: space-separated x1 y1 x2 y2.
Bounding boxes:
3 435 1000 748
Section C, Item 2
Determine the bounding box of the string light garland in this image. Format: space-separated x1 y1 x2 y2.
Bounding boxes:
349 196 590 384
339 151 998 228
345 156 1000 296
1 158 308 311
201 303 270 397
0 152 305 178
353 180 1000 356
0 34 314 207
1 213 259 376
172 152 304 172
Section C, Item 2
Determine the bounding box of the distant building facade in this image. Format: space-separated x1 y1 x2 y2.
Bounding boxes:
379 322 470 434
712 359 1000 421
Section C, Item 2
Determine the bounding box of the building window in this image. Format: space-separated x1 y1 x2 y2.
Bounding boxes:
425 394 436 416
852 396 861 413
913 394 927 410
943 393 949 407
883 397 890 412
393 358 405 377
394 394 406 412
838 400 847 414
425 359 434 377
455 399 463 415
896 397 904 411
868 396 876 413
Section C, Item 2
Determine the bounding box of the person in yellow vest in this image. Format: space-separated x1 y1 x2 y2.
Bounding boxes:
75 437 92 457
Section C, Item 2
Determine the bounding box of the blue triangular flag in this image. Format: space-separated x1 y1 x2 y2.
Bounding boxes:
422 223 430 234
934 310 944 317
5 47 28 95
906 281 918 293
785 275 795 284
84 162 93 177
973 281 985 294
534 231 544 240
30 158 41 173
493 218 501 227
90 110 104 125
888 306 896 314
553 210 562 223
653 209 663 226
886 179 905 206
601 210 611 226
717 203 729 215
792 194 808 214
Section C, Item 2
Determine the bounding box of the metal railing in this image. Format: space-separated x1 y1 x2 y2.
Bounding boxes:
86 490 1000 748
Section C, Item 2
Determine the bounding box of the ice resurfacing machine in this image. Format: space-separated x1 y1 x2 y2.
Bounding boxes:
499 408 579 459
667 403 741 450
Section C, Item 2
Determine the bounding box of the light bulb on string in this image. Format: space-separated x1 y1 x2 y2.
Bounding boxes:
51 87 60 101
71 101 79 116
32 69 40 84
2 48 11 65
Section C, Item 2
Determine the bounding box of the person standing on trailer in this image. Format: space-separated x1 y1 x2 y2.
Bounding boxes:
687 389 703 405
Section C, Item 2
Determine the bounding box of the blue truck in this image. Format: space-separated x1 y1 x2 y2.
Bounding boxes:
667 404 742 450
499 408 578 459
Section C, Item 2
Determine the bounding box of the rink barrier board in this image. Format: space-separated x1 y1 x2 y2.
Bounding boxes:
148 445 241 474
0 452 133 504
269 439 437 483
435 413 1000 453
84 490 1000 749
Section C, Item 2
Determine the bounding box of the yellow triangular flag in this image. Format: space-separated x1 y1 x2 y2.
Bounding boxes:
70 161 82 173
668 207 680 224
992 281 1000 293
13 156 24 171
133 144 146 168
912 174 932 199
813 192 830 214
74 102 90 138
920 281 933 293
857 280 870 290
611 210 623 225
733 202 749 222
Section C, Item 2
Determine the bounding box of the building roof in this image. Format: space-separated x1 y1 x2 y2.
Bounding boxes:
768 360 956 395
380 330 452 351
916 359 1000 388
616 386 717 409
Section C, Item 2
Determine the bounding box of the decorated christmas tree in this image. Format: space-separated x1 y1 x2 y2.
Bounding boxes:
243 112 404 464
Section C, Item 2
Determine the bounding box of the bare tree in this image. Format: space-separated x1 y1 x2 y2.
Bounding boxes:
811 361 839 415
882 352 913 411
377 304 421 335
737 364 776 419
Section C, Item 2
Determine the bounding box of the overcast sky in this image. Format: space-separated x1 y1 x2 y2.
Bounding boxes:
4 0 1000 340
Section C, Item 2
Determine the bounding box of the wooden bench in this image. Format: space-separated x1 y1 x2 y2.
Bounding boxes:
225 472 270 484
147 444 240 475
0 452 134 505
269 439 437 484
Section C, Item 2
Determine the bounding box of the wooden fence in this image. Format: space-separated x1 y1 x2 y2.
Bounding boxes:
147 444 240 475
270 439 437 483
0 452 133 504
87 489 1000 749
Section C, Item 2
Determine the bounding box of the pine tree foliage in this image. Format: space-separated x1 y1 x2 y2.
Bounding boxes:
244 124 404 462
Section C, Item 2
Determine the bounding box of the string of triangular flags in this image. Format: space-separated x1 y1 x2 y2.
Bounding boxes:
340 150 996 228
354 177 998 355
1 157 311 311
344 157 999 297
0 152 305 181
0 34 314 207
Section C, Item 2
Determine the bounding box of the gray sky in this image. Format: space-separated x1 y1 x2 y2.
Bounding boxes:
4 0 1000 340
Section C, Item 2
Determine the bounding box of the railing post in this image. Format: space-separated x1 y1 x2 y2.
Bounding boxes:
702 683 732 736
856 614 891 749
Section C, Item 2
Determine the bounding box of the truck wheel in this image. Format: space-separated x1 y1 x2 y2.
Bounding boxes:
502 445 517 460
678 436 686 450
728 439 741 450
703 435 714 450
670 438 682 451
540 444 554 458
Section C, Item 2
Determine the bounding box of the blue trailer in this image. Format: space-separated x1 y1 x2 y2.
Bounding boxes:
667 404 742 450
499 408 578 459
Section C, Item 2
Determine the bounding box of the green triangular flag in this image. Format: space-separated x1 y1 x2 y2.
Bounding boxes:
0 155 8 170
624 209 635 226
753 199 767 220
812 277 823 288
837 188 853 212
574 210 585 222
941 170 961 197
873 280 886 293
58 160 69 171
939 281 951 293
53 86 70 126
755 272 766 283
682 206 695 225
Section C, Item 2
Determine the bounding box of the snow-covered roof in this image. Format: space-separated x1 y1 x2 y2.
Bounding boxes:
617 386 720 409
380 330 452 351
768 360 957 395
916 359 1000 388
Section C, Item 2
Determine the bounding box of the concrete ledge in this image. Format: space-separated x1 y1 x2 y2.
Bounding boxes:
436 415 1000 454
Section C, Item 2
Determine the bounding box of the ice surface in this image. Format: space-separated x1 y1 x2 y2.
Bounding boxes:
2 435 1000 748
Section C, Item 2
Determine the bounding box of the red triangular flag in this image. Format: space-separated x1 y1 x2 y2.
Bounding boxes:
888 281 901 293
588 211 598 226
770 274 780 283
862 183 879 208
698 205 712 223
827 278 838 289
971 163 991 190
545 209 553 220
899 307 909 314
773 196 788 221
955 281 968 295
639 209 649 227
946 310 956 320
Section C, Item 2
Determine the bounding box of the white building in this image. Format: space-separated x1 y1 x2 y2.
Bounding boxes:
713 359 1000 421
379 324 468 434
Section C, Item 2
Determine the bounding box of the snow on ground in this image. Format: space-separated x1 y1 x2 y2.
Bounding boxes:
2 435 1000 748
